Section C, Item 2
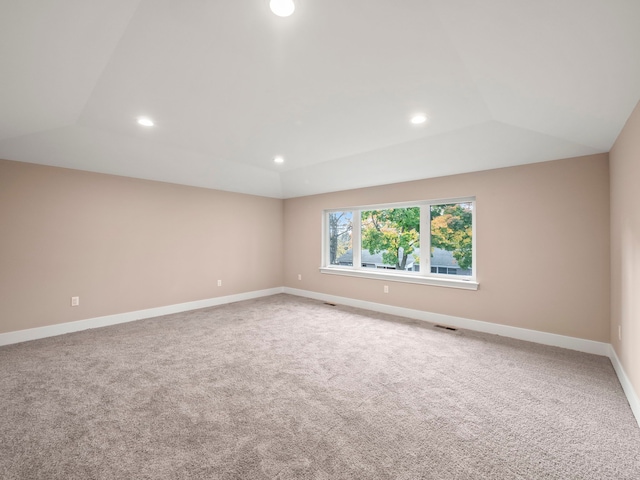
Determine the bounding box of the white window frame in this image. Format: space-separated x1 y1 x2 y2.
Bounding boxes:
320 197 478 290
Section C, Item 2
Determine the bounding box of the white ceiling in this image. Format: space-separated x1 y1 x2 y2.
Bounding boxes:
1 0 639 198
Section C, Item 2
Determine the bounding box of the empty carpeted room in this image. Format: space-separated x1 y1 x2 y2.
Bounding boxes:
1 1 639 479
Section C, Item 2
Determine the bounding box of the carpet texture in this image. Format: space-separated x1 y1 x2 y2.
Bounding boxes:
0 294 638 479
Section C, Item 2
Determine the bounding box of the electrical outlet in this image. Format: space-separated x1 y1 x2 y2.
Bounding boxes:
383 285 389 294
217 280 222 287
71 296 79 307
298 274 302 281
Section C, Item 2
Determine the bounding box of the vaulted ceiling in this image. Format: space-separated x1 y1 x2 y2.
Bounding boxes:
1 0 639 198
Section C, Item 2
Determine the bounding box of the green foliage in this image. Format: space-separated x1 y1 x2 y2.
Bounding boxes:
361 207 420 270
430 203 473 270
358 203 472 272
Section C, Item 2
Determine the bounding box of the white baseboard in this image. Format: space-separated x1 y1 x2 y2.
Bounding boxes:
2 286 608 355
283 287 610 356
608 346 640 428
284 287 640 427
0 287 284 347
2 285 638 429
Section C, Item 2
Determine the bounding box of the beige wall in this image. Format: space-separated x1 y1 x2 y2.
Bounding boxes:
284 154 611 342
610 100 640 399
0 159 284 334
0 154 613 344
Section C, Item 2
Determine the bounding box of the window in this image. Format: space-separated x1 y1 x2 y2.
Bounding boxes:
328 211 353 266
321 198 477 290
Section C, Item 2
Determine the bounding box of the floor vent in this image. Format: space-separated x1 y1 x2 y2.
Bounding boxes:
324 302 337 306
435 325 458 331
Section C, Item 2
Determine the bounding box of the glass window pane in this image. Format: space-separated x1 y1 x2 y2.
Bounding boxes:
430 202 473 276
328 211 353 265
360 207 420 271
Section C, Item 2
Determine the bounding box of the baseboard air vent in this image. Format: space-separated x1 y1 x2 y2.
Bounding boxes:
435 325 458 331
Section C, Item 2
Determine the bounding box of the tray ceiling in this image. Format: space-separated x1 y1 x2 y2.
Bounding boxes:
1 0 639 198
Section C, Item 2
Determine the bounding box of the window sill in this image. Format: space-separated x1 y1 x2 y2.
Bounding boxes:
319 267 479 290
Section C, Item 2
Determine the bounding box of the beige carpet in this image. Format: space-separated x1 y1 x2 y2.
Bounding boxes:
0 294 638 479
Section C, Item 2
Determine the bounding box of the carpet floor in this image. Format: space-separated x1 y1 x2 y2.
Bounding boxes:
0 294 638 479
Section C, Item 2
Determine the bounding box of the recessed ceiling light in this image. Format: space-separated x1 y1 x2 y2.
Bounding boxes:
274 156 285 164
270 0 295 17
137 117 154 127
410 114 427 125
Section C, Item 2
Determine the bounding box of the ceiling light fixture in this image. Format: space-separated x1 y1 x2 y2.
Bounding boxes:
274 156 285 164
270 0 295 17
410 114 427 125
137 117 154 127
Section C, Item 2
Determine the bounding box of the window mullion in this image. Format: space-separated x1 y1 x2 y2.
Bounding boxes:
323 212 329 267
420 204 430 276
472 202 476 281
352 210 361 269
